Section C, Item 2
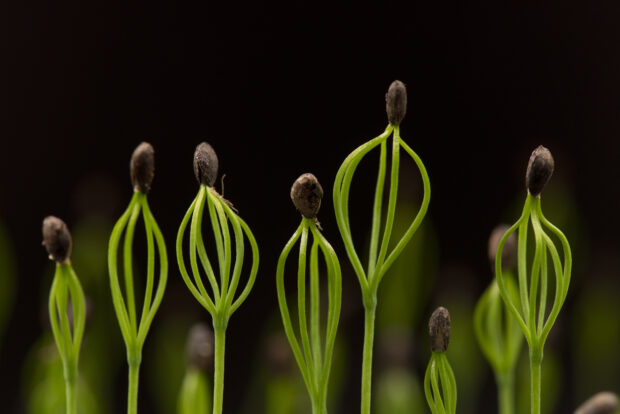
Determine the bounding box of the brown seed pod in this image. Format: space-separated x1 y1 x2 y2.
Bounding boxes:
385 80 407 125
42 216 72 263
193 142 219 187
488 224 517 271
526 146 554 197
186 323 214 371
429 306 451 352
574 392 618 414
130 142 155 194
290 173 323 219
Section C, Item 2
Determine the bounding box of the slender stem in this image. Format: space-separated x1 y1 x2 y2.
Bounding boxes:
529 350 542 414
311 397 327 414
360 297 377 414
127 358 140 414
65 376 77 414
213 326 226 414
496 371 515 414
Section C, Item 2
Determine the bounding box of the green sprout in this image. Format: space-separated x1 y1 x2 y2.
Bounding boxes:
332 80 430 413
43 216 86 414
474 225 523 414
277 173 342 414
176 142 259 414
495 146 572 414
108 142 168 414
178 323 213 414
424 306 457 414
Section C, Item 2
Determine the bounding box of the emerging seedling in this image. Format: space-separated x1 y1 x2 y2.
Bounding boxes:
43 216 86 414
332 80 430 414
574 392 618 414
424 307 457 414
176 142 259 414
495 146 572 414
277 173 342 414
178 323 214 414
474 225 523 414
108 142 168 414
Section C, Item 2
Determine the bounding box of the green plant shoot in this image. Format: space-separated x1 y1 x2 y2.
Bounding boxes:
495 146 572 414
43 216 86 414
424 306 457 414
108 142 168 414
176 142 259 414
277 173 342 414
474 225 523 414
332 80 430 414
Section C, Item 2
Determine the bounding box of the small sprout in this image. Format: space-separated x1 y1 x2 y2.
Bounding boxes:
429 306 451 352
488 224 517 270
186 323 214 371
526 145 554 196
385 80 407 125
42 216 72 263
193 142 219 187
575 392 619 414
290 173 323 219
130 142 155 194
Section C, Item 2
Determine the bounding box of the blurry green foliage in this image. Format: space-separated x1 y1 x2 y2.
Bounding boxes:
375 368 425 414
22 336 101 414
178 368 211 414
572 282 620 405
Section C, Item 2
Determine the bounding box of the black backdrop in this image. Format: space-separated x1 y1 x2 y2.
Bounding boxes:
4 1 620 413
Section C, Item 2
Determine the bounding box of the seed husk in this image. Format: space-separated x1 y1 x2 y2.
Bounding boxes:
385 80 407 125
193 142 219 187
290 173 323 219
42 216 72 263
526 145 554 197
429 306 451 352
130 142 155 194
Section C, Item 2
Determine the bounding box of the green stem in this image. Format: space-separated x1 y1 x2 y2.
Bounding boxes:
64 375 77 414
213 326 226 414
529 351 542 414
127 359 140 414
360 296 377 414
496 371 515 414
311 397 328 414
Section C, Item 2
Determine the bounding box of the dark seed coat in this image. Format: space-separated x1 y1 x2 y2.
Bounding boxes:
186 323 214 371
429 306 451 352
488 224 517 271
386 80 407 125
130 142 155 194
526 146 554 196
290 173 323 219
194 142 219 187
42 216 72 263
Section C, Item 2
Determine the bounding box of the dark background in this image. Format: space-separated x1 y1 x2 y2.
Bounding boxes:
4 1 620 413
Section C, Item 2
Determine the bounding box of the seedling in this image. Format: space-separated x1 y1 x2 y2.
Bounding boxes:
176 142 259 414
474 225 523 414
332 80 430 413
495 146 572 414
178 323 214 414
43 216 86 414
108 142 168 414
276 173 342 414
424 306 457 414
